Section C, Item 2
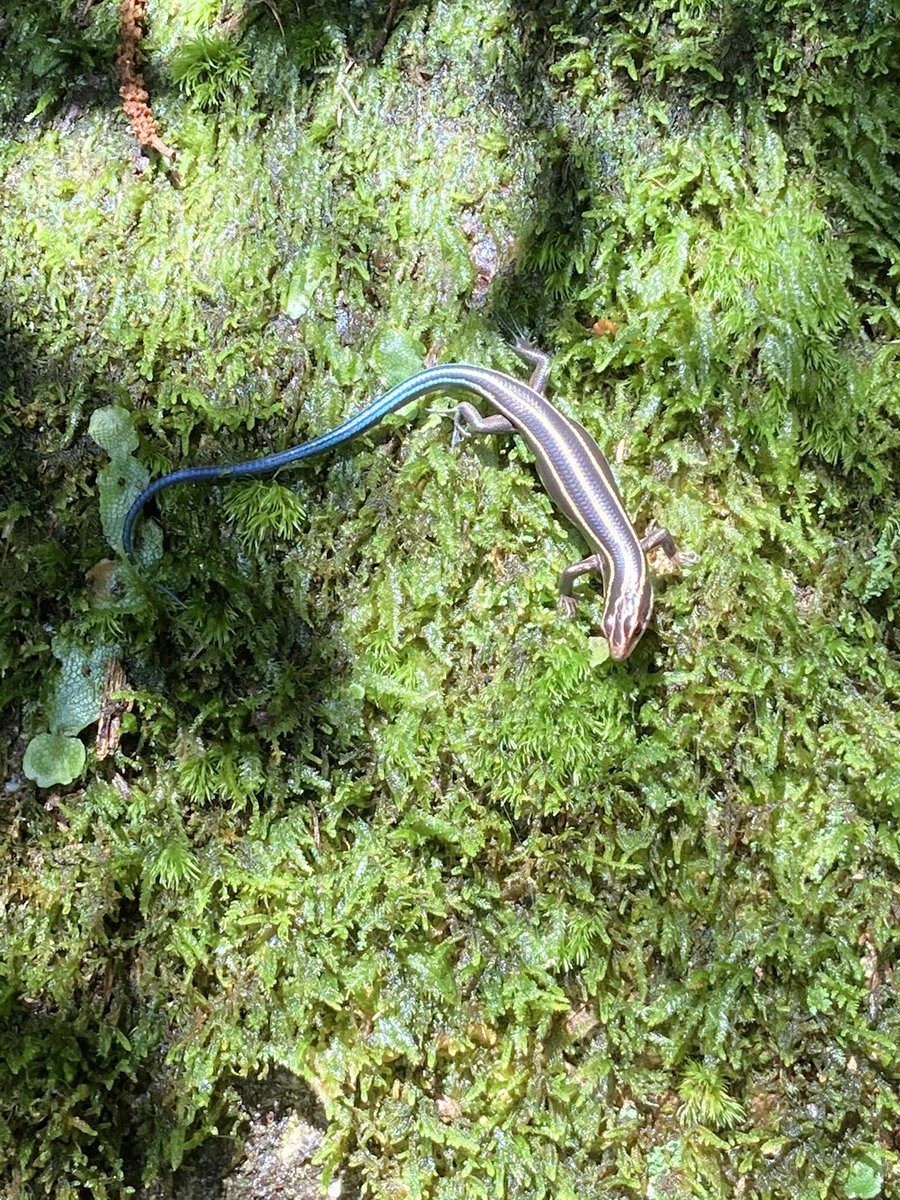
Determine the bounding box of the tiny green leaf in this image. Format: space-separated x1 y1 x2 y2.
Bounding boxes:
844 1153 883 1199
88 406 139 459
23 733 86 788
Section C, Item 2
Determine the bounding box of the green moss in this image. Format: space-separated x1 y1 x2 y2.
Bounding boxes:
170 31 252 110
1 0 898 1196
540 0 900 319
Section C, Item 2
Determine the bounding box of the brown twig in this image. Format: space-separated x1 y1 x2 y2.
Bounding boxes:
371 0 405 62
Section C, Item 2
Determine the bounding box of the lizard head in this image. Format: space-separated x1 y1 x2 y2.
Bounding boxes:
603 580 653 661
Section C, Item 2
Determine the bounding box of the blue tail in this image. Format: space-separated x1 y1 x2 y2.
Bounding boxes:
121 364 482 578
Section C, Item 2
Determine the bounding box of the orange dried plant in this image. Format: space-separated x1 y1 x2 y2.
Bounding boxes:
117 0 175 159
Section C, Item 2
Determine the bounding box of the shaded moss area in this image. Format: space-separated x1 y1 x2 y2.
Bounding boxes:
1 1 898 1196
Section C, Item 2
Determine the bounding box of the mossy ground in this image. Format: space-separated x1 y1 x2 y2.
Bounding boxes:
1 1 898 1196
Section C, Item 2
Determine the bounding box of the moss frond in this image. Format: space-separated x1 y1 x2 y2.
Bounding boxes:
170 31 251 109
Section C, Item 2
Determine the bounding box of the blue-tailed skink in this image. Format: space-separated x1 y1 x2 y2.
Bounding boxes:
122 343 681 659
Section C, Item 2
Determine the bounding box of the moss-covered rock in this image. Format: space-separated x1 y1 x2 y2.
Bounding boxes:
0 1 897 1197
